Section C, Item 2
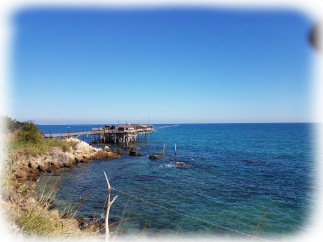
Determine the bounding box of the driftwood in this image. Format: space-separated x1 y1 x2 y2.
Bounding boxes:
103 171 118 242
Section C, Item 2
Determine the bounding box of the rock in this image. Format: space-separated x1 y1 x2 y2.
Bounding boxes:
46 167 59 173
48 208 59 219
149 155 163 159
114 149 123 155
26 171 42 181
51 159 61 169
64 157 75 168
82 158 92 163
175 162 185 167
77 218 87 226
12 168 28 182
29 161 38 170
49 148 69 167
129 151 144 156
121 146 139 150
38 157 52 172
106 152 120 158
61 213 72 219
91 150 107 160
12 138 122 182
59 219 82 234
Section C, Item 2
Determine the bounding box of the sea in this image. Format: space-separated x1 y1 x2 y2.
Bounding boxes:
35 123 317 241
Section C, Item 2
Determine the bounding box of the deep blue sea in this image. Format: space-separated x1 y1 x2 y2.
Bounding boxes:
36 123 315 241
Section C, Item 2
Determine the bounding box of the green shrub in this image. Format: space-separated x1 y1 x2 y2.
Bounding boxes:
0 142 17 188
0 115 24 134
16 121 43 143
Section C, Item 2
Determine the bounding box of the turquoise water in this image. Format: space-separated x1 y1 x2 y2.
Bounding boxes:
36 123 315 240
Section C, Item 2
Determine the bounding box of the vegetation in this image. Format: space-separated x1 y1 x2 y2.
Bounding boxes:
0 138 94 239
10 139 74 156
0 115 24 134
0 116 75 156
0 142 17 188
15 120 43 143
0 117 287 240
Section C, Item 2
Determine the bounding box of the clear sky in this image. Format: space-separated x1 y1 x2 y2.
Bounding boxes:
10 7 314 124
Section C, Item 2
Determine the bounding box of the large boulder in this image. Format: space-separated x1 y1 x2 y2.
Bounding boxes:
49 148 69 167
50 159 61 169
37 157 52 172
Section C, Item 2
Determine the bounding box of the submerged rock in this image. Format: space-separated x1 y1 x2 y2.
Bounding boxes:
113 148 123 155
128 151 144 156
121 146 139 150
175 162 185 167
149 155 163 159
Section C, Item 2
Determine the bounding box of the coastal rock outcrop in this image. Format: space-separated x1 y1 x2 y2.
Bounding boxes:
12 137 122 182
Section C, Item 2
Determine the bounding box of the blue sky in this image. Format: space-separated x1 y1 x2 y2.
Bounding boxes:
10 7 314 124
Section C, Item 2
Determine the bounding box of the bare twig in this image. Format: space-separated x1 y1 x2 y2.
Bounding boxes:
251 203 273 240
172 220 183 242
301 230 307 240
103 171 118 242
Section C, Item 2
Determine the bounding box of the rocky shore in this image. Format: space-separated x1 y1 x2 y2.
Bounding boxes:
12 137 123 182
1 137 127 238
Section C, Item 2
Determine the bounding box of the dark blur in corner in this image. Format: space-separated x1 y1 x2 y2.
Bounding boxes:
309 22 321 53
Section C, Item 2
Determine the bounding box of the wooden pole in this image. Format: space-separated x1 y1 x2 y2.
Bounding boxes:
163 141 166 158
175 142 176 155
103 171 118 242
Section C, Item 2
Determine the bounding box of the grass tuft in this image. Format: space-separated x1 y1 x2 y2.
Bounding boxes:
10 139 77 156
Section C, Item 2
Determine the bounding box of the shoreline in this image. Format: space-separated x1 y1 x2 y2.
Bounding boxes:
12 137 123 183
1 137 133 238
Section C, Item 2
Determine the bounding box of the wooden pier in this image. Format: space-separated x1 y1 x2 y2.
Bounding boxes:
43 124 153 145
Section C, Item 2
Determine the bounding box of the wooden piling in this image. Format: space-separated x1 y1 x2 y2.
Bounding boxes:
163 141 166 158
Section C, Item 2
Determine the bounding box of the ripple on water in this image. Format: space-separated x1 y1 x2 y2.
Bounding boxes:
36 123 314 239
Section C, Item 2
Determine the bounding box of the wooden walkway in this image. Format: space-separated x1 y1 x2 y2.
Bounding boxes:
43 126 154 144
43 129 102 139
